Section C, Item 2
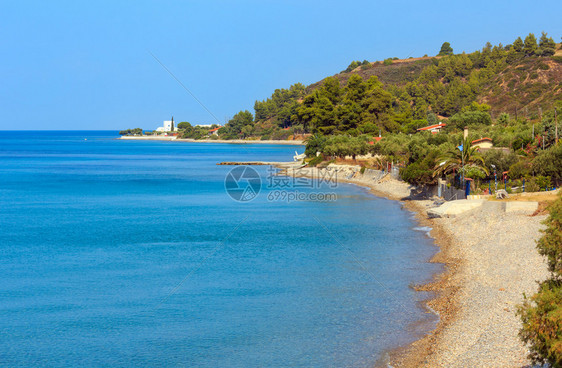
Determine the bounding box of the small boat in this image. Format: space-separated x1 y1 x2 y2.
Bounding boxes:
293 151 306 161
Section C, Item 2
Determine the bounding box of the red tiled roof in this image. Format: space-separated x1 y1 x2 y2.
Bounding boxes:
417 123 446 131
209 127 221 132
471 137 492 144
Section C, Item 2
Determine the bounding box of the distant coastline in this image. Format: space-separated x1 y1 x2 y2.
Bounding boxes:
119 135 305 145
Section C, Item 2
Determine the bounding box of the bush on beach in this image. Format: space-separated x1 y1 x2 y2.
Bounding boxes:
518 195 562 366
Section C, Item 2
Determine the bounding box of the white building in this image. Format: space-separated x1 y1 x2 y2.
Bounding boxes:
155 118 176 132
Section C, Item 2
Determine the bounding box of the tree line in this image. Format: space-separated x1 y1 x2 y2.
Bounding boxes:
214 32 559 141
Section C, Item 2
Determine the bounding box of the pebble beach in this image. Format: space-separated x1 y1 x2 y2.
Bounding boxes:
278 162 552 367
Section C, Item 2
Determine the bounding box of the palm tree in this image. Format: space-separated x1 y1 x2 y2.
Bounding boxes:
433 137 489 178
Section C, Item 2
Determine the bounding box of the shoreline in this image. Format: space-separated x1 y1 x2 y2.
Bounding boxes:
119 136 305 145
272 161 550 367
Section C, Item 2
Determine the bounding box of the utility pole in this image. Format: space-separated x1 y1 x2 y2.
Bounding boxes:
554 107 558 144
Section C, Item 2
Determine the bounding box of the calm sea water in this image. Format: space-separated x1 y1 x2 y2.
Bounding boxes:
0 131 441 367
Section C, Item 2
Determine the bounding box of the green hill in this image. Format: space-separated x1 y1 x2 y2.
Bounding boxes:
190 32 561 145
306 41 562 122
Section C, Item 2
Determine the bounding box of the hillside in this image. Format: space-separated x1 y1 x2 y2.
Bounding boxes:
479 56 562 116
195 33 562 144
307 43 562 119
307 57 437 89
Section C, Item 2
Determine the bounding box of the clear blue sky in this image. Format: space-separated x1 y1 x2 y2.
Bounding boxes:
1 0 561 130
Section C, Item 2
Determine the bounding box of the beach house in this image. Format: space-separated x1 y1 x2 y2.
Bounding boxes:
155 117 176 132
417 123 446 134
471 137 493 150
208 127 221 136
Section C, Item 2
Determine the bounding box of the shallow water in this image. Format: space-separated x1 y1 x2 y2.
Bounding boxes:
0 131 441 367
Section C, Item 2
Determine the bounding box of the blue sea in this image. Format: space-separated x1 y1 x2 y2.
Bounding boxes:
0 131 441 367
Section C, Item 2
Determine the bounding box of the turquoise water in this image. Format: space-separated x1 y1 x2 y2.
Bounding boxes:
0 131 441 367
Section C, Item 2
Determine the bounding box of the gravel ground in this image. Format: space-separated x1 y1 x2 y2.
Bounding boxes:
423 202 548 367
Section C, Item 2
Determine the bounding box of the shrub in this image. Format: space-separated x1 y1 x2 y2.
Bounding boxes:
383 58 393 66
519 278 562 367
509 160 531 179
533 145 562 186
307 155 324 167
535 175 552 190
518 195 562 366
399 150 439 186
271 129 292 140
525 178 540 192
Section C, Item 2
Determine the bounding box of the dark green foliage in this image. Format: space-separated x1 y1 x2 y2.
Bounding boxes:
177 122 191 130
221 110 254 139
180 124 220 139
254 83 305 128
538 31 556 57
438 42 454 56
400 149 439 185
482 149 519 174
427 112 438 125
307 155 324 167
508 159 532 179
433 136 488 179
119 128 142 136
449 110 492 129
322 135 369 160
304 134 327 157
360 61 372 70
523 33 538 56
512 37 524 53
518 196 562 366
296 75 395 135
532 144 562 185
343 61 363 73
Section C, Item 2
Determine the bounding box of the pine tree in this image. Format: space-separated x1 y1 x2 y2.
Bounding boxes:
438 42 454 56
523 33 538 56
512 37 524 53
538 31 556 56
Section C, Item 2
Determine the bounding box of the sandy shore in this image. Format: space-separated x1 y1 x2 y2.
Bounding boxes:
274 162 550 367
119 136 304 145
